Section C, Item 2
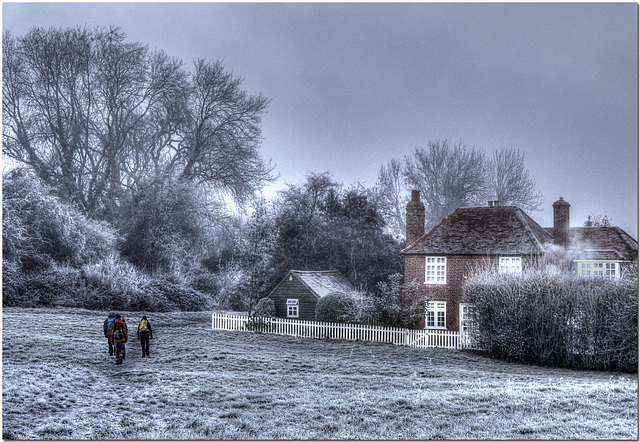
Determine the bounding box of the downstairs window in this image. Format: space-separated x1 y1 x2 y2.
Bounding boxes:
426 301 446 329
576 261 619 279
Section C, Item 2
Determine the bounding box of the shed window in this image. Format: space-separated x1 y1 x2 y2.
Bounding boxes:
286 299 299 318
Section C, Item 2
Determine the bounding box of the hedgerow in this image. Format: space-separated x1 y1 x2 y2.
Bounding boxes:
464 267 638 372
2 263 214 312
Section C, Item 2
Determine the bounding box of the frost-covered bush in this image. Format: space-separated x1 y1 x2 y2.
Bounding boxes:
370 274 424 328
464 268 638 372
253 298 276 317
2 169 118 271
2 264 90 308
315 292 358 323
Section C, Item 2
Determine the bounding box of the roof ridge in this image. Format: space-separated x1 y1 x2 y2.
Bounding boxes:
514 209 546 252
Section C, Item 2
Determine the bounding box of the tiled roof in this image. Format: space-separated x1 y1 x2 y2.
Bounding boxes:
402 206 553 255
290 270 354 298
567 227 638 261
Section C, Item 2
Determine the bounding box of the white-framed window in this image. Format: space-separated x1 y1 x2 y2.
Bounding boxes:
499 256 522 274
459 303 475 334
425 257 446 284
286 299 299 318
426 301 446 329
576 261 619 279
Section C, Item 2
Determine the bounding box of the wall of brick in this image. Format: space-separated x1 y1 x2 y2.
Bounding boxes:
405 254 541 331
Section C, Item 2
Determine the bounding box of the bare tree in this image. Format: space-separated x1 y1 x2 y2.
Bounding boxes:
487 148 543 212
375 158 408 238
403 140 487 230
3 27 273 220
376 141 544 235
175 60 273 204
584 214 613 227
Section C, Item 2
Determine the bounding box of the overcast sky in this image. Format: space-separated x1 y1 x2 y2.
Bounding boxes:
3 2 638 238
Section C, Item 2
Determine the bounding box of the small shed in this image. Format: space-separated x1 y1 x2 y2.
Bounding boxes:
267 270 354 321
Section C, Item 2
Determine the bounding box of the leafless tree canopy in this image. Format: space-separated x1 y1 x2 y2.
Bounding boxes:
3 27 273 219
377 140 543 235
404 140 488 230
488 148 543 212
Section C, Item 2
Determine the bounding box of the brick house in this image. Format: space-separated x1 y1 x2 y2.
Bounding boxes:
267 270 354 321
401 190 638 332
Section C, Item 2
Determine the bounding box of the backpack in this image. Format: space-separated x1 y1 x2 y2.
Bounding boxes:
139 319 149 333
112 322 124 341
106 316 116 333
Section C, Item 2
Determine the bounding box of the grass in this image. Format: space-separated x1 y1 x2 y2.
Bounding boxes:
2 307 638 440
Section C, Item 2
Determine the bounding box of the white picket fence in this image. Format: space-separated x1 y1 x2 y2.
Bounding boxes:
211 312 477 350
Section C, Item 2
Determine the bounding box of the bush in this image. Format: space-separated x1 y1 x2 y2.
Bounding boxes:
370 274 424 328
315 292 358 323
2 169 117 272
253 298 276 317
464 268 638 372
2 169 118 271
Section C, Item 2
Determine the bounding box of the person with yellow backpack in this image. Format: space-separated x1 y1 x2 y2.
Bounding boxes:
137 315 153 358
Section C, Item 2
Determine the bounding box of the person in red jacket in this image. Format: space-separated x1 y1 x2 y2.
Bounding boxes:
110 314 128 365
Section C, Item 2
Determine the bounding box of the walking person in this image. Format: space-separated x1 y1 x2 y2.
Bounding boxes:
110 314 128 365
103 312 116 356
137 315 153 357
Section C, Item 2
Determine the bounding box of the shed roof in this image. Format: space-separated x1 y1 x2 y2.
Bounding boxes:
270 270 354 299
402 206 553 256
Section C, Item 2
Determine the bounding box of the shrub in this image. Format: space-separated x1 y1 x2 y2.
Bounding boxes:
119 177 211 274
464 268 638 372
253 298 276 317
2 169 118 272
315 292 357 323
370 274 424 328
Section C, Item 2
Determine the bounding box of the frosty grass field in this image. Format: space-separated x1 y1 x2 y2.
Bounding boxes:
2 308 638 440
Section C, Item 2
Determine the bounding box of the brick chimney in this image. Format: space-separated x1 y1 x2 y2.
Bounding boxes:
406 189 425 245
552 197 571 248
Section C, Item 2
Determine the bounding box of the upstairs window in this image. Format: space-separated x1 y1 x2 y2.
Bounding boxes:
577 261 619 279
286 299 299 318
426 301 446 329
499 257 522 274
425 257 446 284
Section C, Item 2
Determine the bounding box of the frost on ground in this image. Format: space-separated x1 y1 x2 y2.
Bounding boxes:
2 307 638 440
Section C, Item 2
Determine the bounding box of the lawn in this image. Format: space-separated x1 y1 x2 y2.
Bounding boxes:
2 307 637 440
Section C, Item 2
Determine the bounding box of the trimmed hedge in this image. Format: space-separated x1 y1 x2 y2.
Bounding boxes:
464 268 638 372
